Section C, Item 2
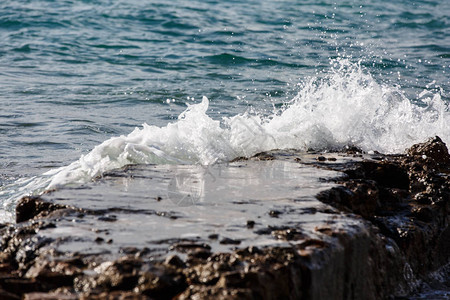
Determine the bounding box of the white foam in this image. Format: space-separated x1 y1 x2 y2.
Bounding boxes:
264 60 449 153
44 59 450 188
1 59 449 221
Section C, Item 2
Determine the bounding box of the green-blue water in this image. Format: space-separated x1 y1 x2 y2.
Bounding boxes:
0 0 449 203
0 2 449 297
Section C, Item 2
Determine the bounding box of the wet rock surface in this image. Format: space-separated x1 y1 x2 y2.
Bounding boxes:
0 137 449 299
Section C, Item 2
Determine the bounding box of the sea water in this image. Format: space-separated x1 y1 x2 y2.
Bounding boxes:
0 0 449 221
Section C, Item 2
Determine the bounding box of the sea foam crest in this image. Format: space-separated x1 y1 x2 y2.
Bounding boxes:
266 60 449 153
1 59 449 217
47 59 449 188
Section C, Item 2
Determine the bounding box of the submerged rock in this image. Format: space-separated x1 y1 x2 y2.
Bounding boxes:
0 137 448 299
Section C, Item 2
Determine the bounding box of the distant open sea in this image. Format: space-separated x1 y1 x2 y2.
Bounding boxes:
0 0 449 219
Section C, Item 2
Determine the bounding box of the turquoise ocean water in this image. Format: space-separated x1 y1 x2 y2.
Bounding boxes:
0 0 449 219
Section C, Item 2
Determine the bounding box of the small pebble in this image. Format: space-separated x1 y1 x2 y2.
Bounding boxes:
269 210 281 218
220 237 241 245
208 234 219 240
246 220 255 228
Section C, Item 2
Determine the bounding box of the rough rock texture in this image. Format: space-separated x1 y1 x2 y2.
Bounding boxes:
407 136 450 166
15 196 72 223
0 137 448 299
317 136 450 282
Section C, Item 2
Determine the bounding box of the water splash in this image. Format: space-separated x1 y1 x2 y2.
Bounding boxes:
1 59 449 222
265 59 449 153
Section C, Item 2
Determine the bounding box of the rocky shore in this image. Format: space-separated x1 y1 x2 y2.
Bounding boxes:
0 137 449 299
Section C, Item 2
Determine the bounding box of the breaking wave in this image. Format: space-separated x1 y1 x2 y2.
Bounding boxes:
1 59 449 221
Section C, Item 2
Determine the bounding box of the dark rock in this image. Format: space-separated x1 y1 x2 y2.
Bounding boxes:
171 242 211 253
0 288 20 300
216 271 245 288
24 260 81 292
316 183 379 219
89 258 142 292
268 210 281 218
315 225 334 236
119 247 139 255
345 161 409 189
246 220 255 228
0 263 13 273
219 238 241 245
164 255 185 268
254 227 273 235
187 249 211 260
407 136 450 166
16 197 68 223
83 290 148 300
208 234 219 240
235 246 262 256
272 228 305 241
1 278 41 296
411 206 434 222
345 145 363 154
1 137 448 299
136 267 187 299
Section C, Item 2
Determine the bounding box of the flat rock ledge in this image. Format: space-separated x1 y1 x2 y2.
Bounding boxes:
0 137 449 299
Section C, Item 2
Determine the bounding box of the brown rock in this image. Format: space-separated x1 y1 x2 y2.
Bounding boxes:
16 196 68 223
0 288 20 300
81 291 149 300
272 228 305 241
136 268 186 299
170 242 211 253
0 263 13 273
23 292 78 300
407 136 450 166
250 152 275 161
1 278 41 296
164 255 185 268
94 257 142 291
1 137 448 299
